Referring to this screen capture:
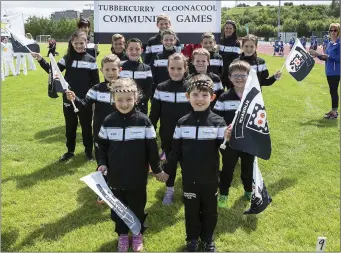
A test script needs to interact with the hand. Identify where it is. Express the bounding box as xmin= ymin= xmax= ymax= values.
xmin=309 ymin=49 xmax=318 ymax=57
xmin=224 ymin=124 xmax=232 ymax=141
xmin=274 ymin=70 xmax=282 ymax=80
xmin=31 ymin=52 xmax=42 ymax=61
xmin=65 ymin=90 xmax=76 ymax=101
xmin=155 ymin=171 xmax=169 ymax=182
xmin=97 ymin=165 xmax=108 ymax=175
